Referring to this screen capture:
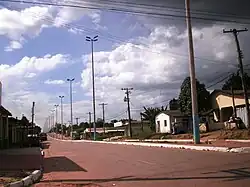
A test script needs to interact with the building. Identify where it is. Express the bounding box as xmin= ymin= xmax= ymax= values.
xmin=155 ymin=110 xmax=189 ymax=133
xmin=0 ymin=106 xmax=12 ymax=149
xmin=210 ymin=89 xmax=250 ymax=128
